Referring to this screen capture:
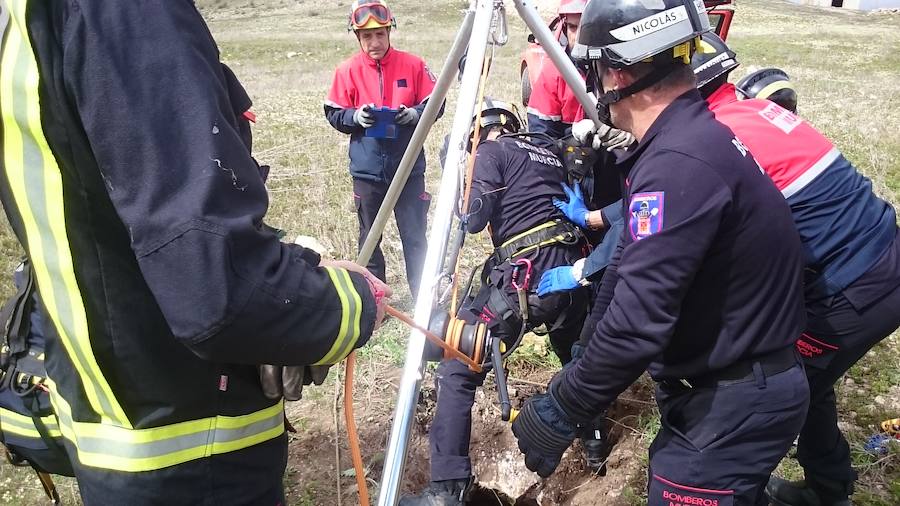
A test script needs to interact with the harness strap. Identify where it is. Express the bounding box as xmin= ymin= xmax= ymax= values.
xmin=490 ymin=220 xmax=583 ymax=267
